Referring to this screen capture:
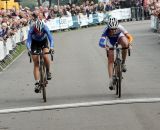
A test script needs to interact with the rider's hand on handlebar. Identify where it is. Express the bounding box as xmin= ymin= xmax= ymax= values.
xmin=50 ymin=48 xmax=54 ymax=54
xmin=129 ymin=44 xmax=133 ymax=50
xmin=125 ymin=33 xmax=133 ymax=43
xmin=27 ymin=48 xmax=31 ymax=56
xmin=105 ymin=45 xmax=110 ymax=50
xmin=28 ymin=51 xmax=31 ymax=57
